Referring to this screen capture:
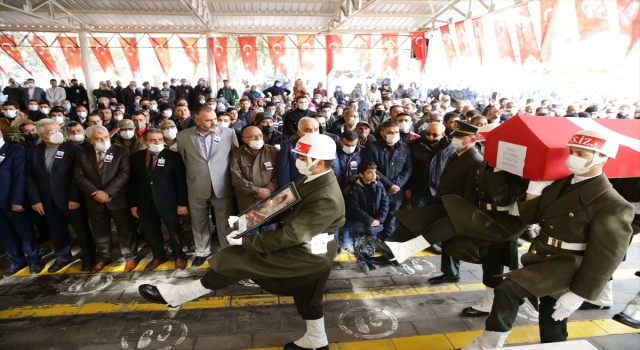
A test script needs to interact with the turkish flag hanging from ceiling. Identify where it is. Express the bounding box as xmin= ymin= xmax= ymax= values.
xmin=148 ymin=37 xmax=172 ymax=75
xmin=325 ymin=34 xmax=342 ymax=76
xmin=454 ymin=22 xmax=473 ymax=60
xmin=353 ymin=34 xmax=371 ymax=75
xmin=471 ymin=18 xmax=485 ymax=65
xmin=297 ymin=35 xmax=315 ymax=72
xmin=539 ymin=0 xmax=559 ymax=61
xmin=575 ymin=0 xmax=610 ymax=41
xmin=88 ymin=37 xmax=119 ymax=75
xmin=439 ymin=25 xmax=457 ymax=67
xmin=208 ymin=37 xmax=229 ymax=80
xmin=25 ymin=34 xmax=60 ymax=76
xmin=491 ymin=13 xmax=517 ymax=64
xmin=617 ymin=0 xmax=640 ymax=57
xmin=118 ymin=37 xmax=141 ymax=78
xmin=409 ymin=31 xmax=428 ymax=72
xmin=0 ymin=34 xmax=32 ymax=75
xmin=237 ymin=36 xmax=258 ymax=76
xmin=57 ymin=35 xmax=82 ymax=78
xmin=512 ymin=4 xmax=541 ymax=64
xmin=179 ymin=37 xmax=200 ymax=76
xmin=267 ymin=36 xmax=287 ymax=76
xmin=381 ymin=33 xmax=399 ymax=75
